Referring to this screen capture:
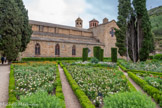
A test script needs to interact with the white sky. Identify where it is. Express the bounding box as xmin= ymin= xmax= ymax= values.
xmin=23 ymin=0 xmax=162 ymax=29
